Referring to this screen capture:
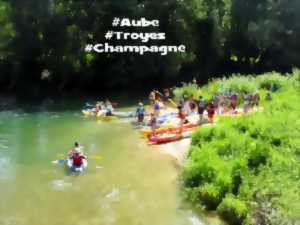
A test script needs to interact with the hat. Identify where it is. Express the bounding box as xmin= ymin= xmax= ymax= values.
xmin=139 ymin=102 xmax=143 ymax=106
